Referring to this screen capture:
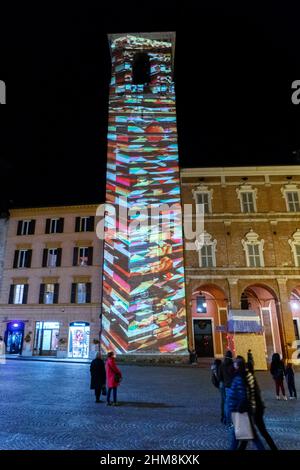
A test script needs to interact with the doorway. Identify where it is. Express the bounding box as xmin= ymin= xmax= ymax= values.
xmin=5 ymin=322 xmax=25 ymax=354
xmin=34 ymin=321 xmax=59 ymax=356
xmin=68 ymin=322 xmax=90 ymax=358
xmin=193 ymin=319 xmax=214 ymax=357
